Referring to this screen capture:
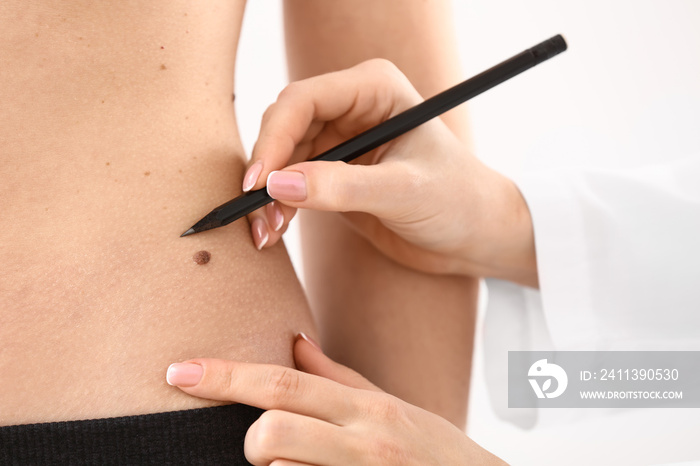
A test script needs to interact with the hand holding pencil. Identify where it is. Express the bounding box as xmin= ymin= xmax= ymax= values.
xmin=243 ymin=58 xmax=541 ymax=286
